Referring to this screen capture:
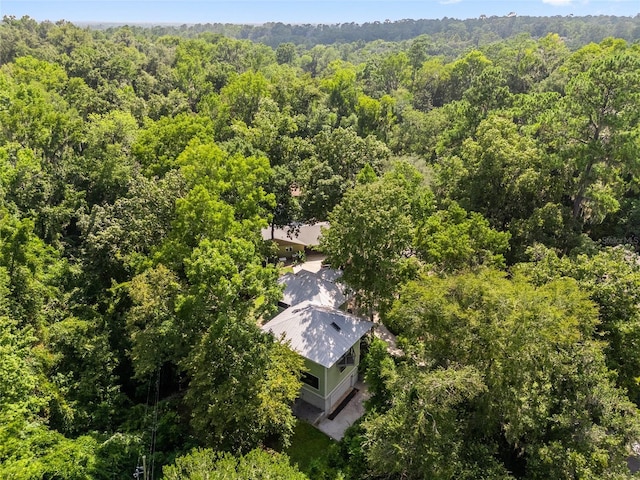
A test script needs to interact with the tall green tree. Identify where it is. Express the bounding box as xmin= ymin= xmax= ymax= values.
xmin=321 ymin=61 xmax=359 ymax=119
xmin=299 ymin=126 xmax=390 ymax=221
xmin=132 ymin=113 xmax=214 ymax=178
xmin=126 ymin=139 xmax=300 ymax=452
xmin=162 ymin=448 xmax=308 ymax=480
xmin=186 ymin=319 xmax=303 ymax=451
xmin=220 ymin=70 xmax=270 ymax=126
xmin=516 ymin=245 xmax=640 ymax=406
xmin=553 ymin=47 xmax=640 ymax=224
xmin=80 ymin=110 xmax=139 ymax=205
xmin=321 ymin=162 xmax=429 ymax=314
xmin=374 ymin=269 xmax=640 ymax=480
xmin=414 ymin=200 xmax=510 ymax=273
xmin=275 ymin=42 xmax=296 ymax=65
